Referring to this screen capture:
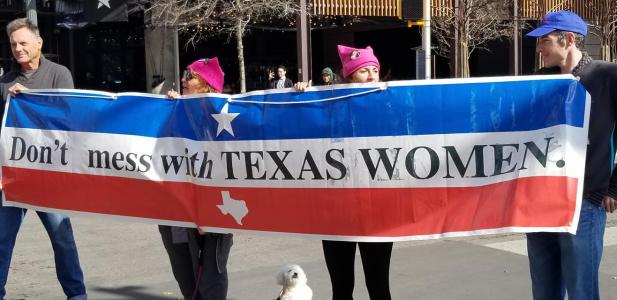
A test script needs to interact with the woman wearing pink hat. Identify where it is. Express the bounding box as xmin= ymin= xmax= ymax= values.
xmin=160 ymin=57 xmax=232 ymax=300
xmin=167 ymin=57 xmax=225 ymax=96
xmin=296 ymin=45 xmax=392 ymax=300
